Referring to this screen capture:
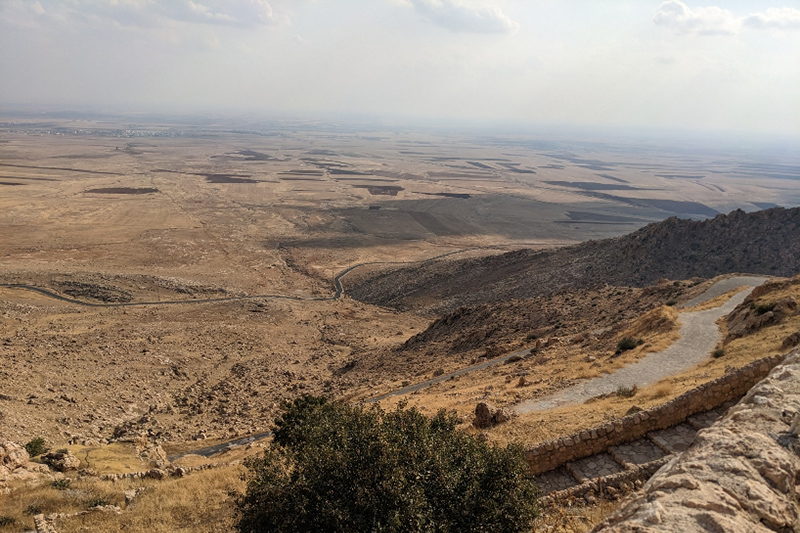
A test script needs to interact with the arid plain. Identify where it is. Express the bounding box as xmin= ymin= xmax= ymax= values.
xmin=2 ymin=113 xmax=799 ymax=453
